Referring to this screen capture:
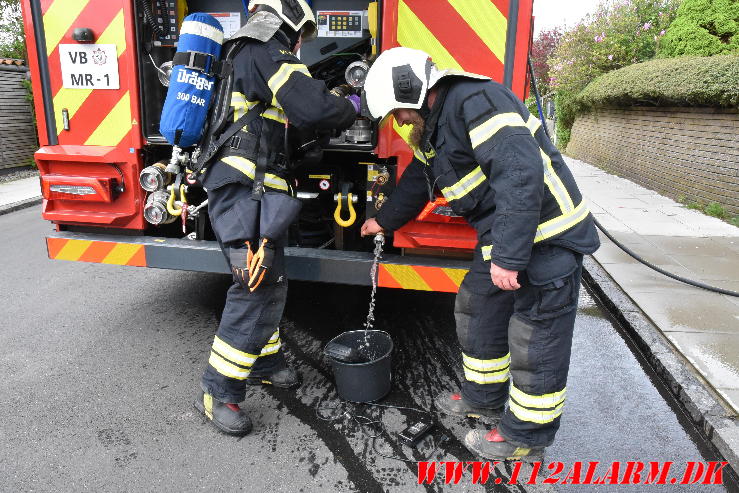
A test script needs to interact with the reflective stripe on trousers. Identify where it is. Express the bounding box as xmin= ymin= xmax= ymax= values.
xmin=456 ymin=246 xmax=582 ymax=447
